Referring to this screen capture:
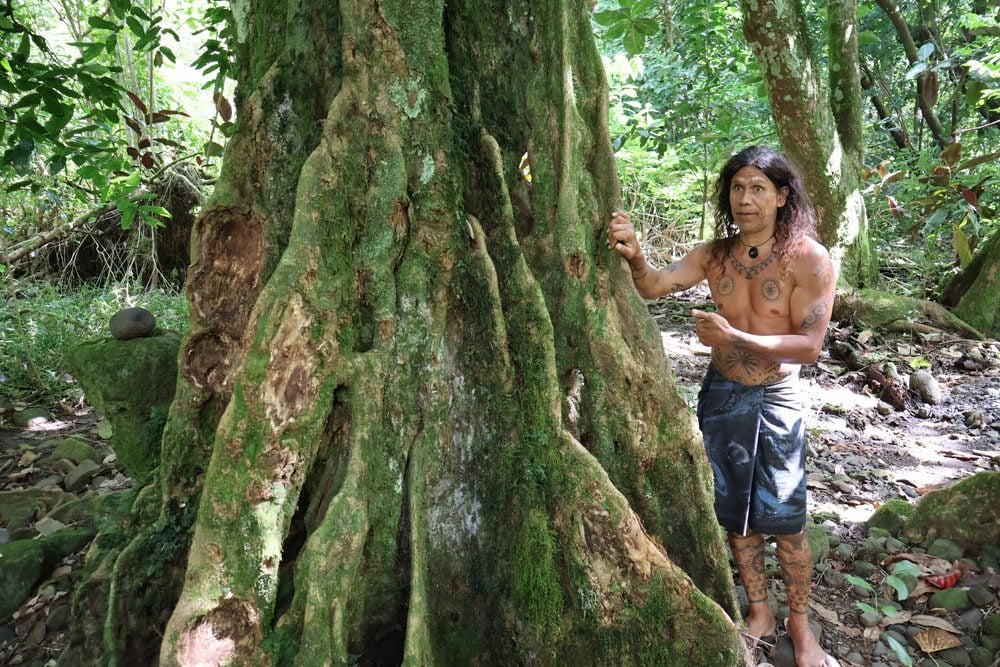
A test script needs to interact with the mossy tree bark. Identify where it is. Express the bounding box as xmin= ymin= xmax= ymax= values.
xmin=739 ymin=0 xmax=877 ymax=287
xmin=64 ymin=1 xmax=747 ymax=665
xmin=940 ymin=228 xmax=1000 ymax=338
